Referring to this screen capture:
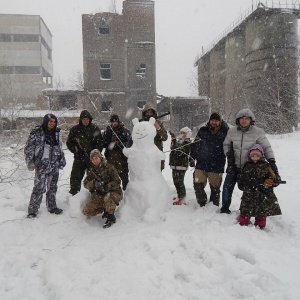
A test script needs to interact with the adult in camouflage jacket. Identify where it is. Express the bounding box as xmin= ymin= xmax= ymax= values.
xmin=66 ymin=110 xmax=103 ymax=195
xmin=190 ymin=113 xmax=229 ymax=207
xmin=169 ymin=127 xmax=193 ymax=205
xmin=237 ymin=144 xmax=281 ymax=229
xmin=103 ymin=114 xmax=132 ymax=190
xmin=83 ymin=149 xmax=123 ymax=228
xmin=141 ymin=103 xmax=168 ymax=170
xmin=24 ymin=114 xmax=66 ymax=218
